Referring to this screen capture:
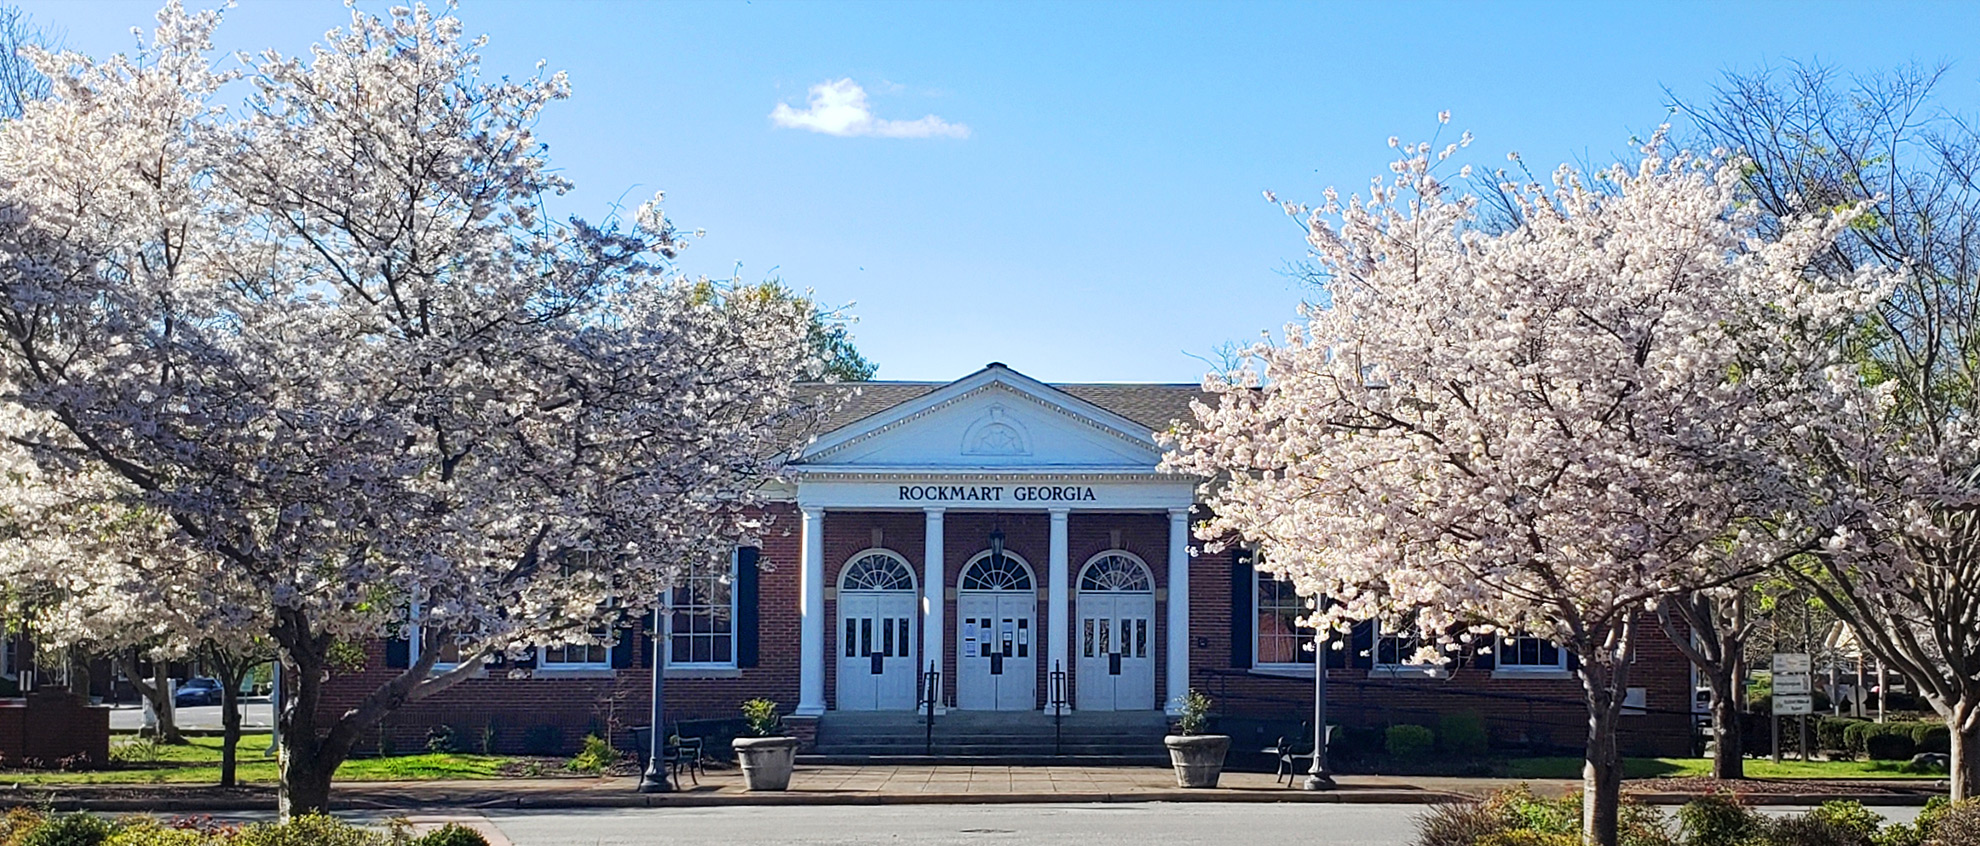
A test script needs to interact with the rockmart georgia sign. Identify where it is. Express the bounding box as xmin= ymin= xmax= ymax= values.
xmin=898 ymin=484 xmax=1096 ymax=503
xmin=792 ymin=478 xmax=1197 ymax=510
